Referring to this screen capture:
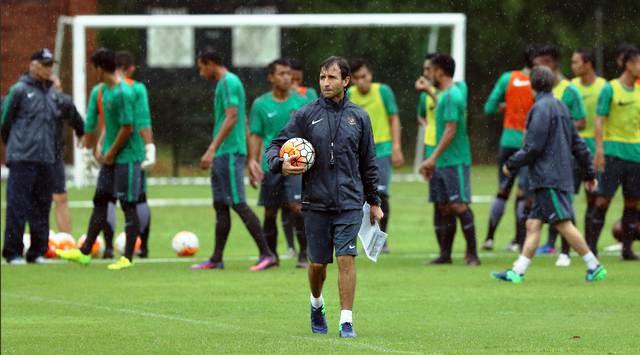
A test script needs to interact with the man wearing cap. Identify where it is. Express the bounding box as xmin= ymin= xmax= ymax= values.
xmin=1 ymin=48 xmax=60 ymax=264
